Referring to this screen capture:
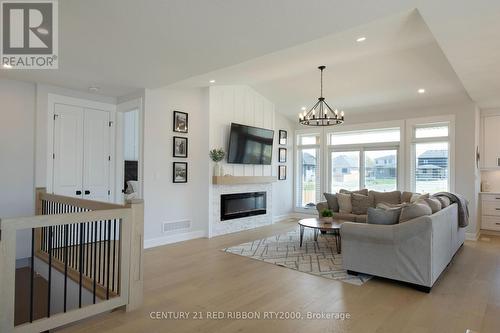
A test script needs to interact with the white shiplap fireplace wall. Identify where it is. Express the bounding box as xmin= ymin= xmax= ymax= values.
xmin=208 ymin=85 xmax=276 ymax=237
